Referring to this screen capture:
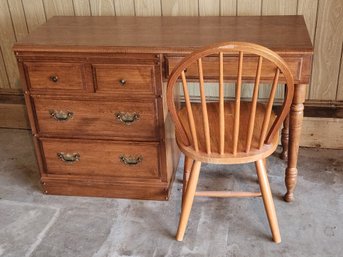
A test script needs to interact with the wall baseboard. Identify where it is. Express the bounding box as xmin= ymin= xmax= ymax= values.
xmin=300 ymin=117 xmax=343 ymax=149
xmin=0 ymin=102 xmax=29 ymax=129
